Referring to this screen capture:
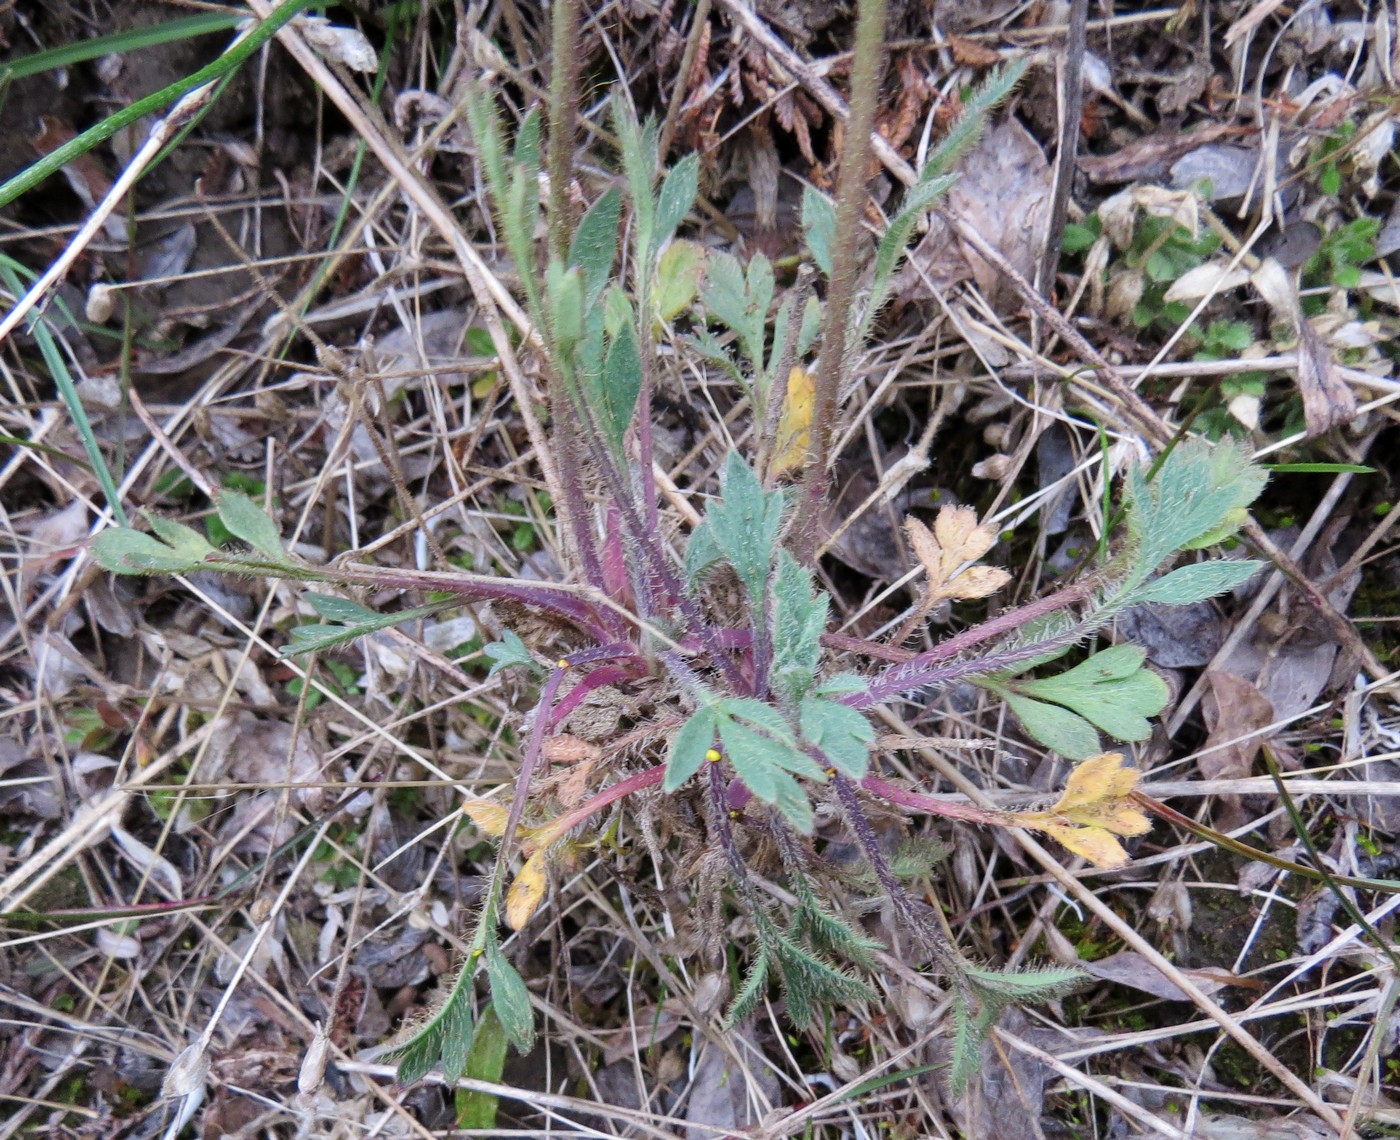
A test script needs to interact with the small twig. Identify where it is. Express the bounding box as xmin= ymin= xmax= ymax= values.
xmin=657 ymin=0 xmax=712 ymax=160
xmin=794 ymin=0 xmax=887 ymax=562
xmin=1037 ymin=0 xmax=1088 ymax=295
